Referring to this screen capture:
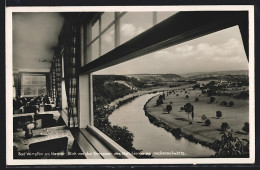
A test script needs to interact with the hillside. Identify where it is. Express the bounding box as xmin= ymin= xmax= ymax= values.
xmin=180 ymin=70 xmax=248 ymax=78
xmin=127 ymin=74 xmax=183 ymax=82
